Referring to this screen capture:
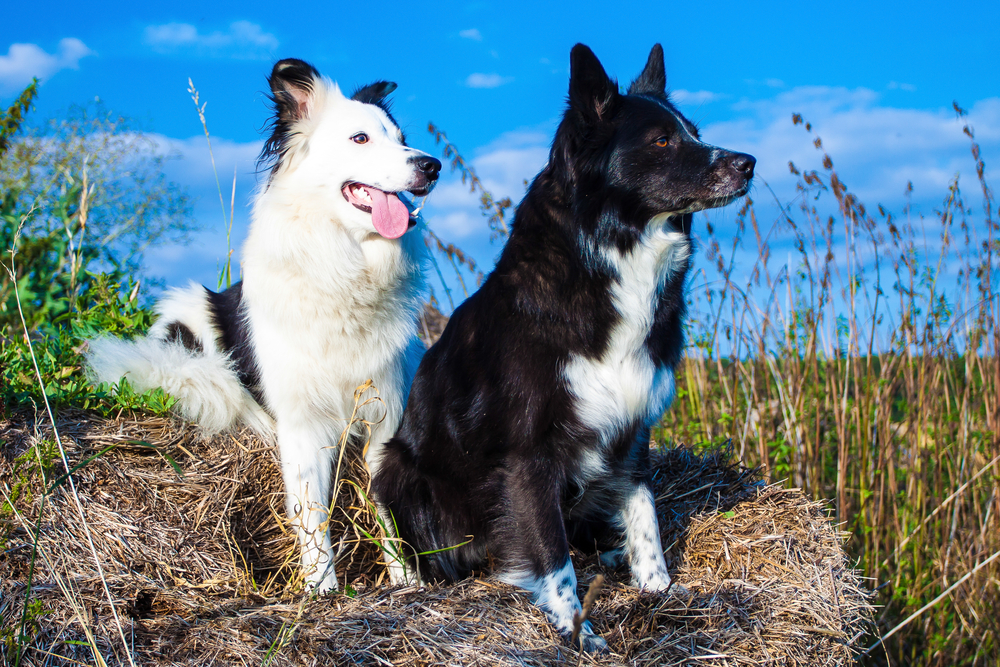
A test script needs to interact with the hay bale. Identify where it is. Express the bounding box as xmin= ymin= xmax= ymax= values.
xmin=1 ymin=413 xmax=872 ymax=665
